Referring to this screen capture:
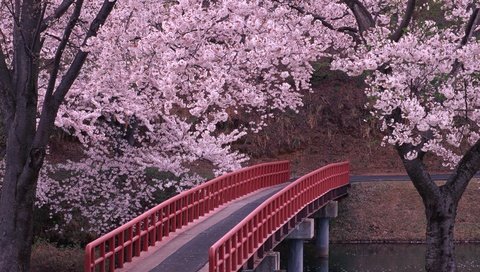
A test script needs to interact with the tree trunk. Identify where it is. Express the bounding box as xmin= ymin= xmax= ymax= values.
xmin=0 ymin=124 xmax=45 ymax=271
xmin=395 ymin=143 xmax=476 ymax=272
xmin=0 ymin=114 xmax=5 ymax=157
xmin=423 ymin=193 xmax=457 ymax=272
xmin=0 ymin=1 xmax=43 ymax=267
xmin=0 ymin=1 xmax=116 ymax=270
xmin=0 ymin=174 xmax=38 ymax=272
